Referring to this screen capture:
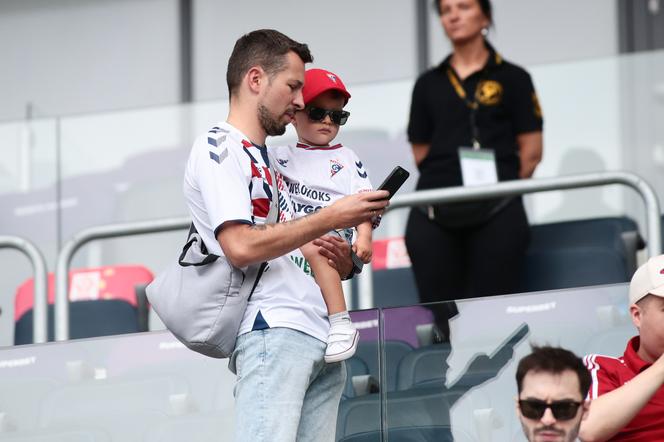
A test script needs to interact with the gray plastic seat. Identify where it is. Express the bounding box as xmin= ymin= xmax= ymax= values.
xmin=519 ymin=216 xmax=643 ymax=292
